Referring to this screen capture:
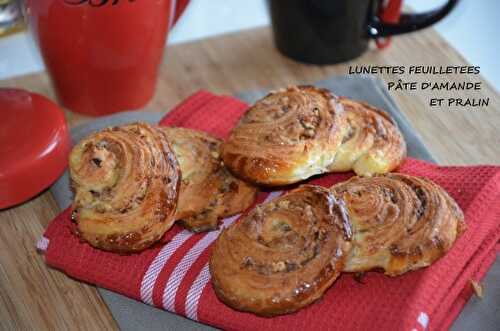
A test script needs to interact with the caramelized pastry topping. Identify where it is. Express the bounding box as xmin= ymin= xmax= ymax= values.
xmin=159 ymin=127 xmax=257 ymax=232
xmin=329 ymin=98 xmax=407 ymax=176
xmin=221 ymin=86 xmax=346 ymax=185
xmin=331 ymin=174 xmax=465 ymax=276
xmin=69 ymin=123 xmax=180 ymax=253
xmin=210 ymin=185 xmax=352 ymax=316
